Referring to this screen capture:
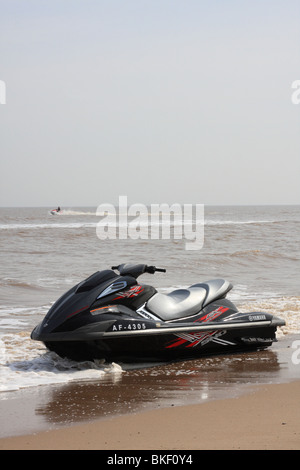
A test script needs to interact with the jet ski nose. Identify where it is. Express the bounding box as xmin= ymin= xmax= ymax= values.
xmin=31 ymin=322 xmax=43 ymax=340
